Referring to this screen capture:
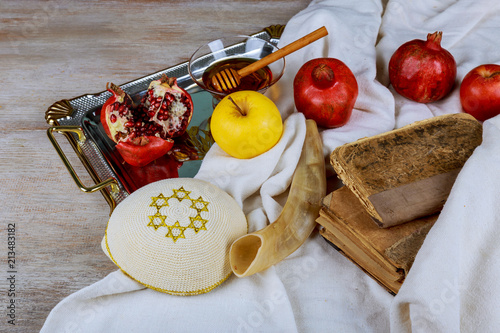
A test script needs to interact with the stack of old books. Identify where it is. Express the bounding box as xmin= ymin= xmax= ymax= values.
xmin=316 ymin=113 xmax=482 ymax=294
